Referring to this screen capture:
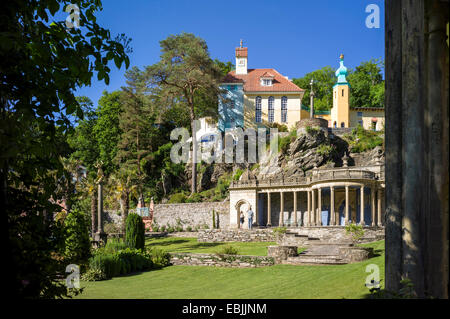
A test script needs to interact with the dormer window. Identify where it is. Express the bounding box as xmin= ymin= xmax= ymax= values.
xmin=260 ymin=71 xmax=274 ymax=87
